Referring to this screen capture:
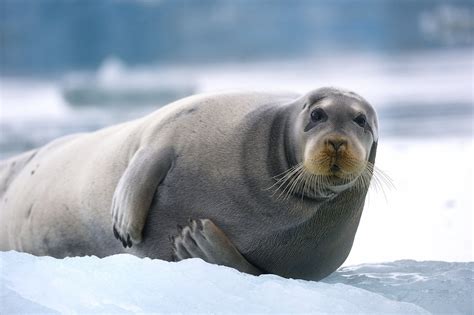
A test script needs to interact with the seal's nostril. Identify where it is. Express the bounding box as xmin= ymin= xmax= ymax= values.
xmin=330 ymin=164 xmax=340 ymax=172
xmin=328 ymin=139 xmax=347 ymax=151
